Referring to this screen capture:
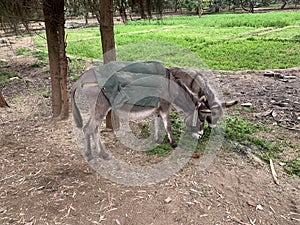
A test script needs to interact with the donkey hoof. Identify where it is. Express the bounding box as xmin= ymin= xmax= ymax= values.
xmin=171 ymin=142 xmax=178 ymax=148
xmin=99 ymin=151 xmax=111 ymax=160
xmin=86 ymin=154 xmax=93 ymax=162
